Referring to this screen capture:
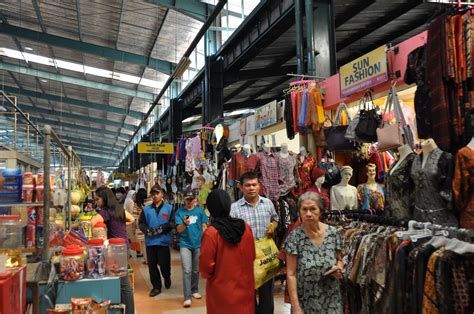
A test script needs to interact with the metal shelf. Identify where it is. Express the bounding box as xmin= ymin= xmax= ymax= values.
xmin=0 ymin=202 xmax=43 ymax=207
